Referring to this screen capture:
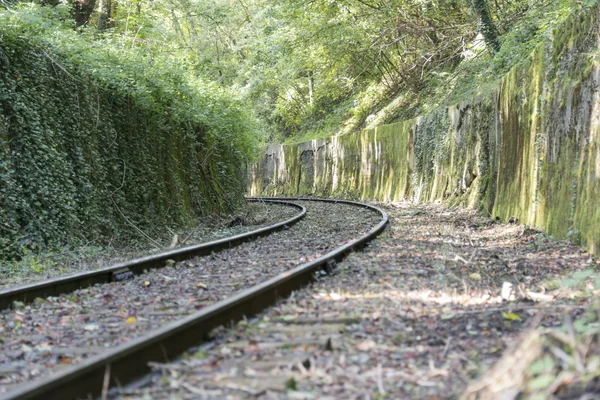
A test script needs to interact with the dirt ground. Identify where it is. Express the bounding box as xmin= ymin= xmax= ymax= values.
xmin=116 ymin=201 xmax=598 ymax=399
xmin=0 ymin=201 xmax=380 ymax=395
